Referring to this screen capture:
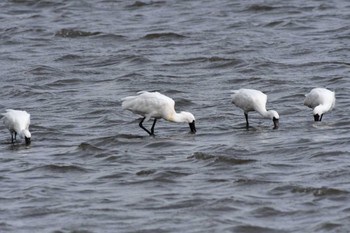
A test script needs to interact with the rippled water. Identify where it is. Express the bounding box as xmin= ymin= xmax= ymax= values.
xmin=1 ymin=0 xmax=350 ymax=232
